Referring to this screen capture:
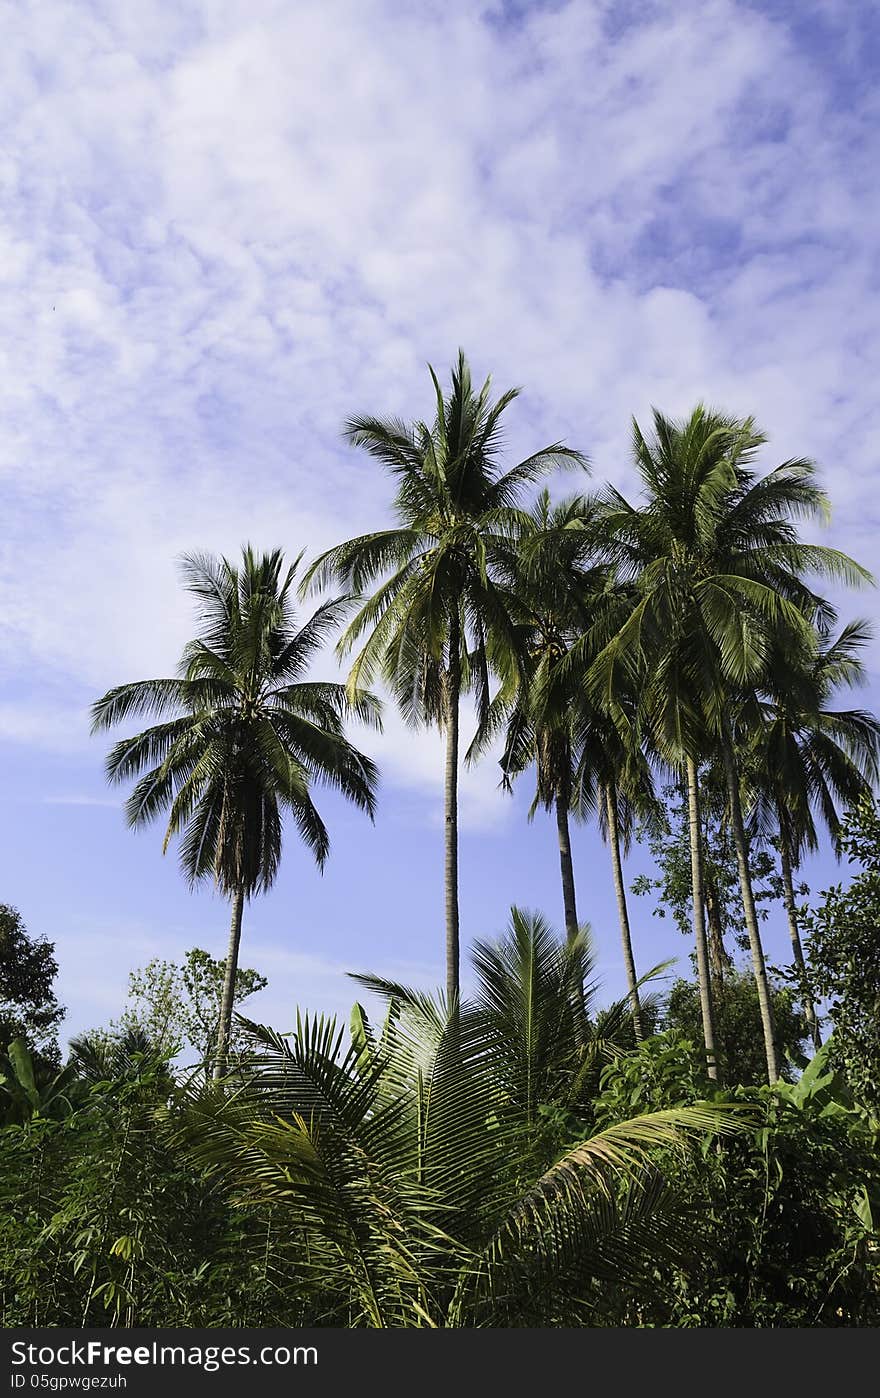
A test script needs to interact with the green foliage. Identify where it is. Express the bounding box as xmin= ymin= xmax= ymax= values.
xmin=171 ymin=950 xmax=738 ymax=1328
xmin=0 ymin=1042 xmax=308 ymax=1327
xmin=112 ymin=947 xmax=268 ymax=1074
xmin=748 ymin=619 xmax=880 ymax=863
xmin=631 ymin=780 xmax=789 ymax=956
xmin=1 ymin=912 xmax=732 ymax=1329
xmin=304 ymin=351 xmax=586 ymax=722
xmin=91 ymin=547 xmax=380 ymax=892
xmin=803 ymin=796 xmax=880 ymax=1114
xmin=0 ymin=1040 xmax=82 ymax=1126
xmin=663 ymin=970 xmax=809 ymax=1085
xmin=477 ymin=489 xmax=603 ymax=806
xmin=0 ymin=904 xmax=65 ymax=1069
xmin=589 ymin=405 xmax=869 ymax=757
xmin=2 ymin=914 xmax=877 ymax=1328
xmin=593 ymin=1034 xmax=880 ymax=1325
